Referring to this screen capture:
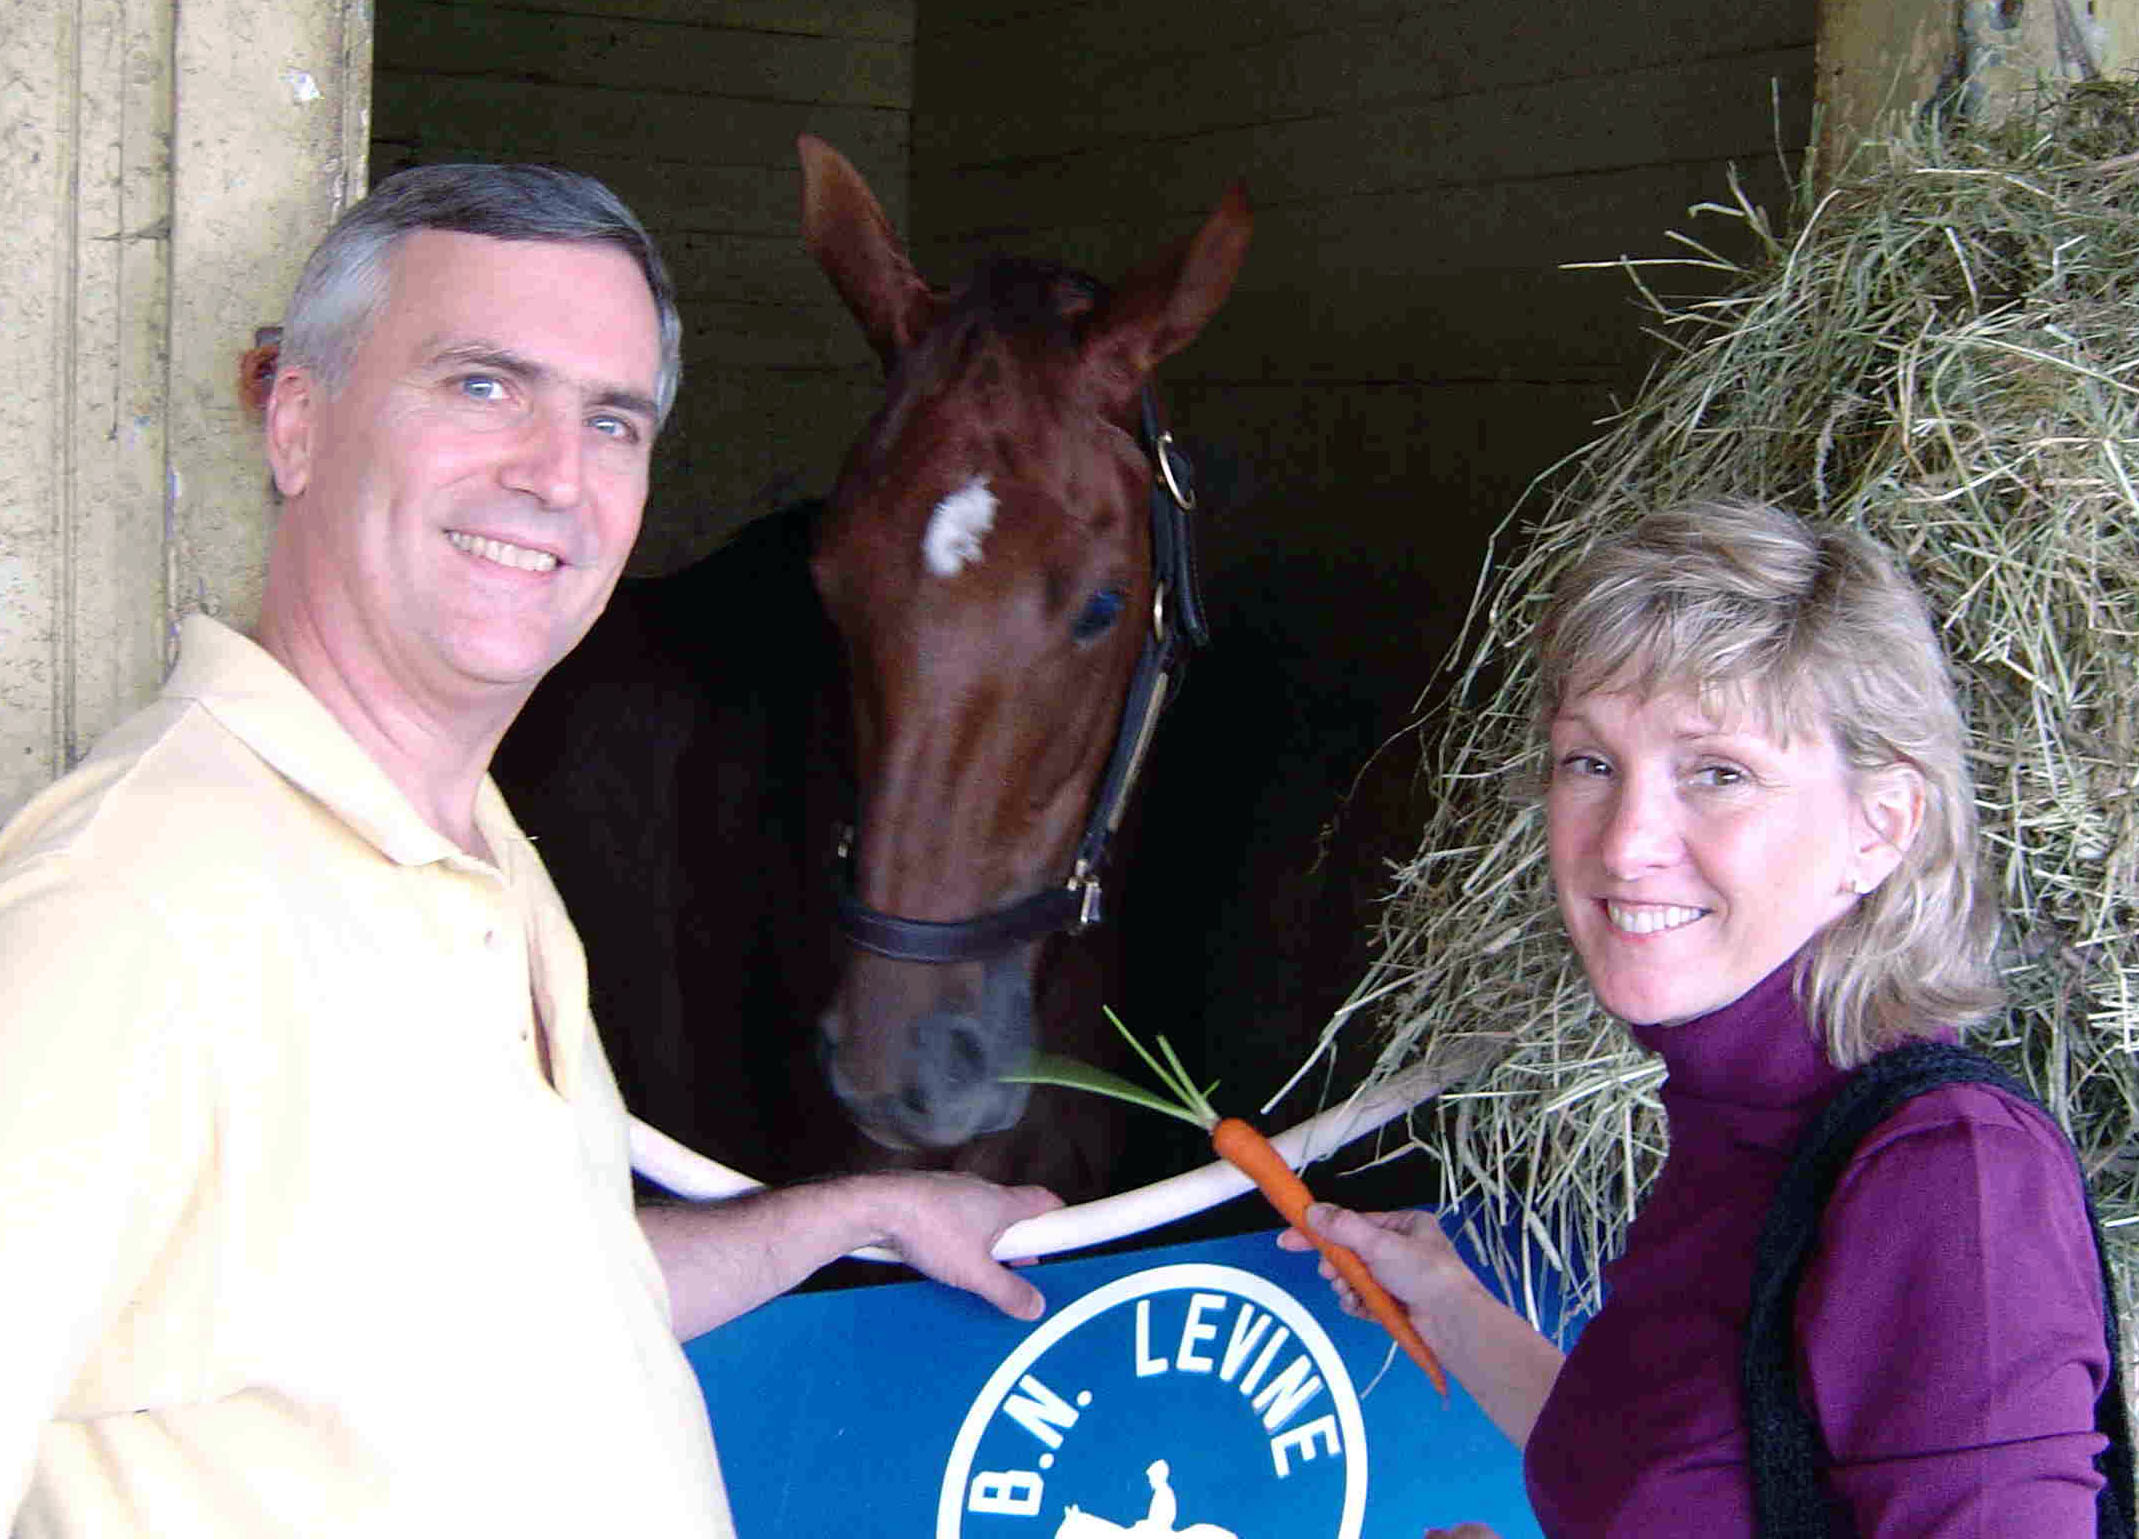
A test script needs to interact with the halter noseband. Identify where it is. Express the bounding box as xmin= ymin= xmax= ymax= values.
xmin=833 ymin=385 xmax=1209 ymax=965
